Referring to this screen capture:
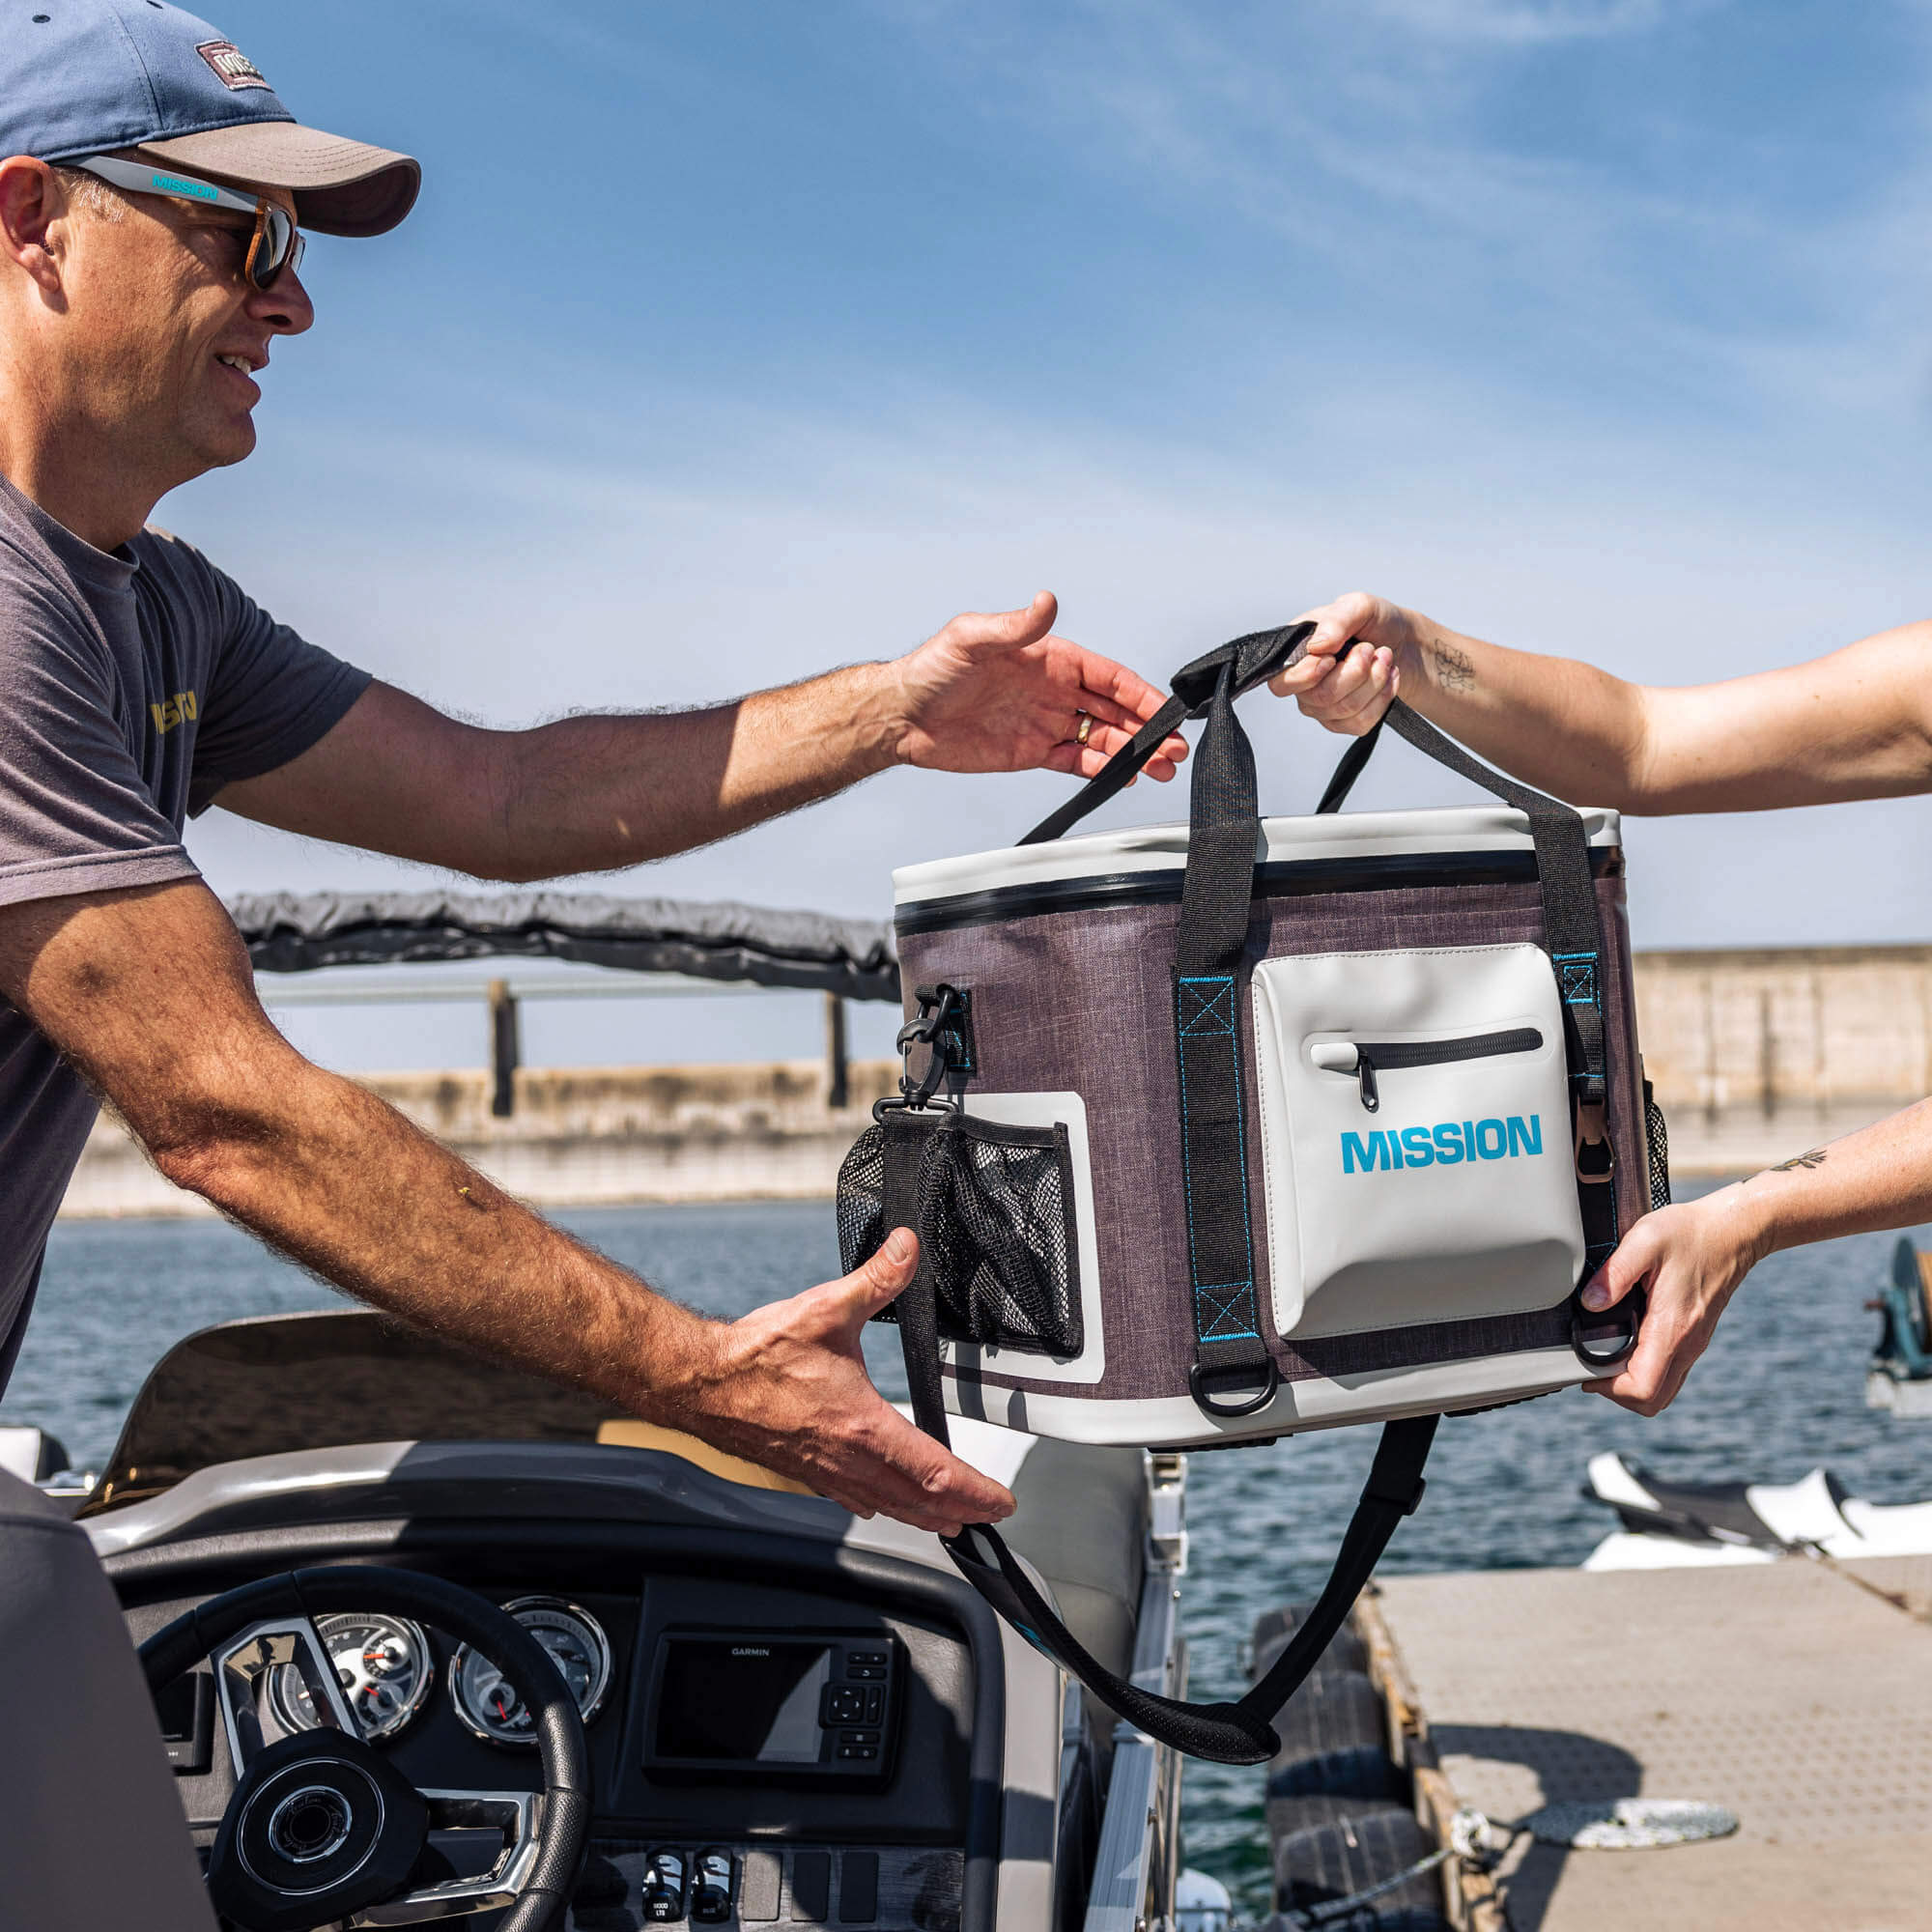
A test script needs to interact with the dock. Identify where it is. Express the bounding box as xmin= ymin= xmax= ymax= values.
xmin=1360 ymin=1554 xmax=1932 ymax=1930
